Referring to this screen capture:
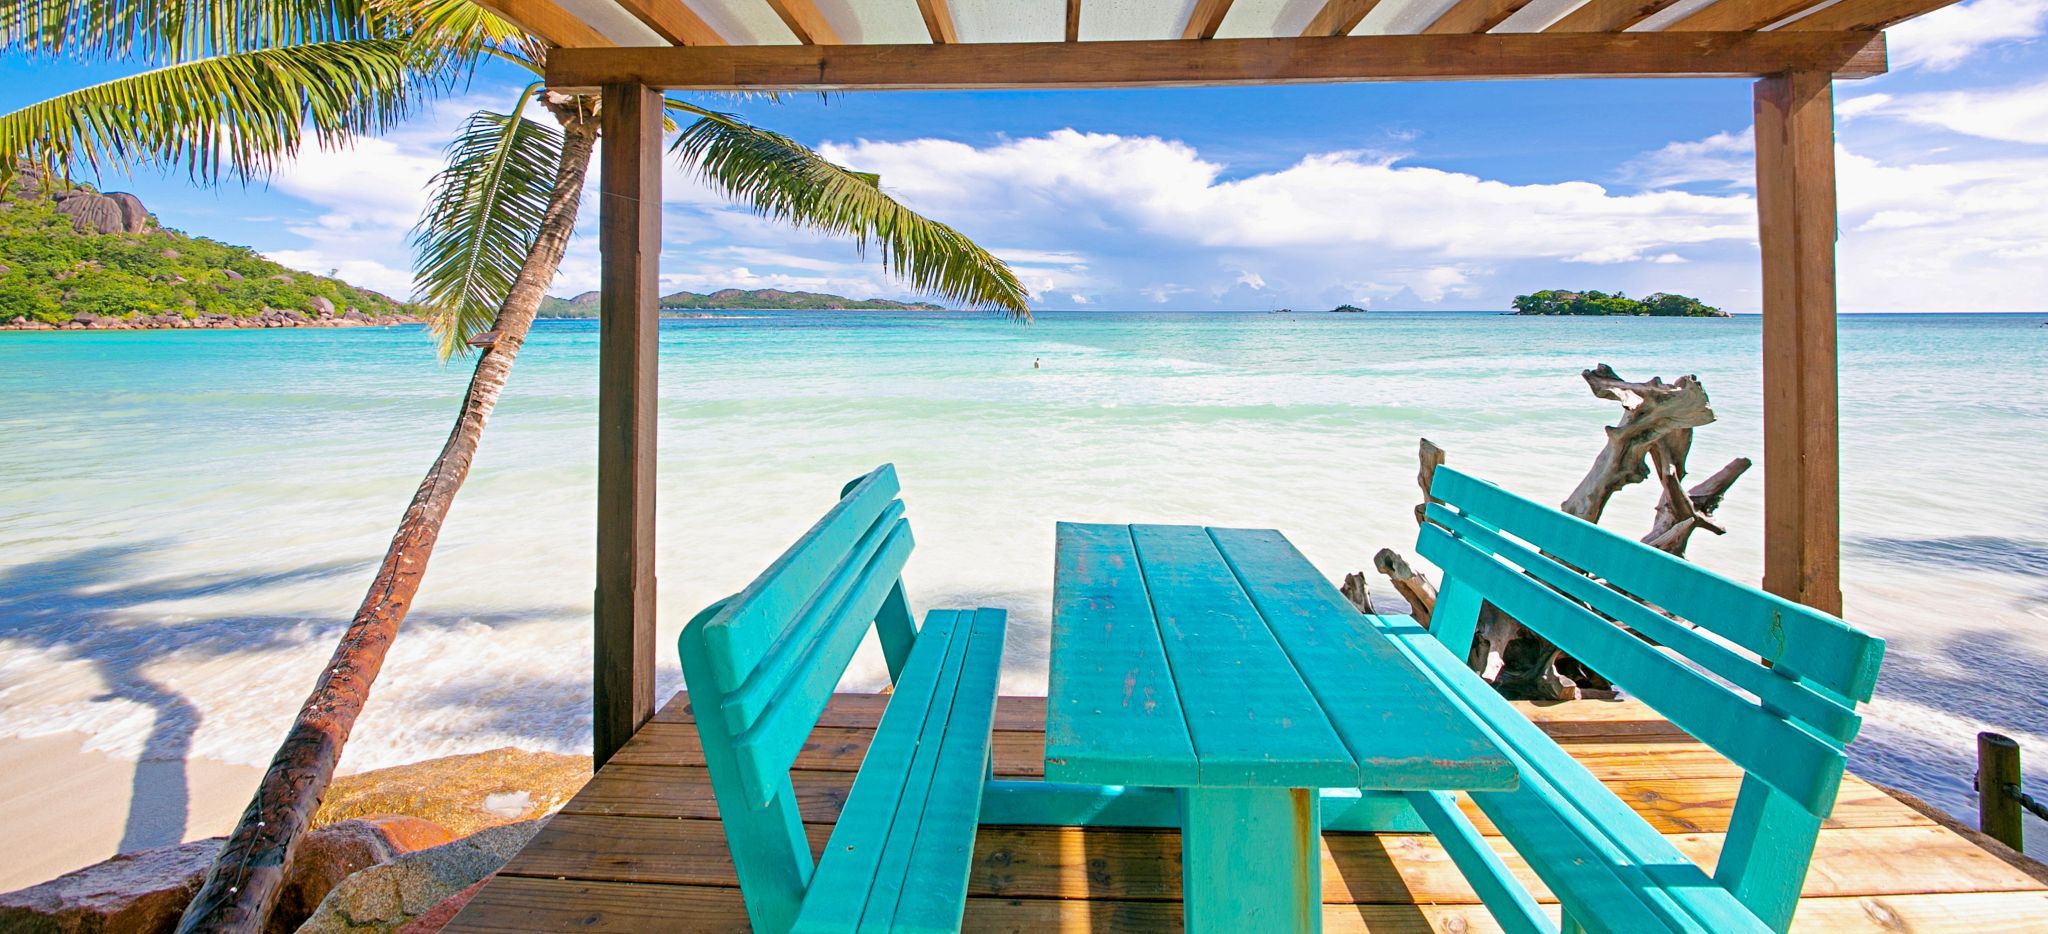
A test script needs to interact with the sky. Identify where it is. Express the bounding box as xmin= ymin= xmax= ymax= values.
xmin=5 ymin=0 xmax=2048 ymax=313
